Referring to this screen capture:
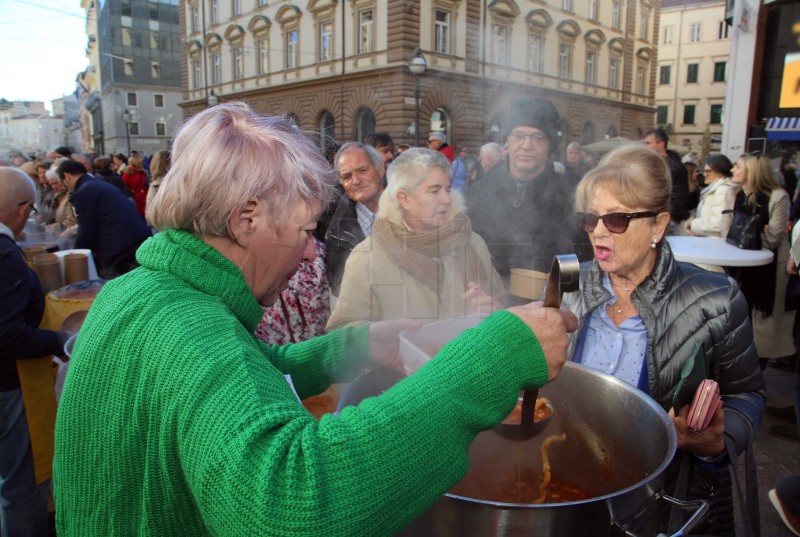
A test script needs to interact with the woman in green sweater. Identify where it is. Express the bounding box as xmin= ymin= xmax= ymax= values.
xmin=53 ymin=102 xmax=577 ymax=536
